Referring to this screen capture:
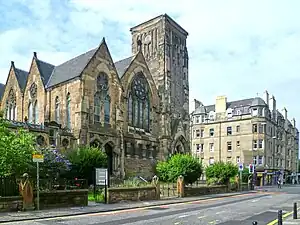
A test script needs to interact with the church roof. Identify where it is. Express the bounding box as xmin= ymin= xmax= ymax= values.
xmin=114 ymin=56 xmax=133 ymax=78
xmin=35 ymin=59 xmax=55 ymax=86
xmin=46 ymin=48 xmax=97 ymax=88
xmin=14 ymin=67 xmax=28 ymax=91
xmin=0 ymin=83 xmax=5 ymax=101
